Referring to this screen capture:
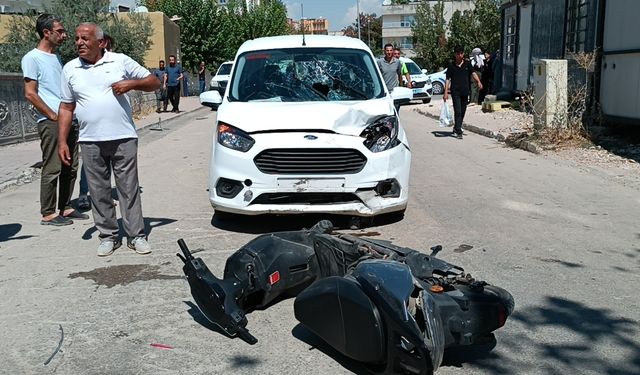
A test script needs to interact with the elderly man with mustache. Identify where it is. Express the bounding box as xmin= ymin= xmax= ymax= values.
xmin=57 ymin=23 xmax=160 ymax=257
